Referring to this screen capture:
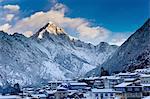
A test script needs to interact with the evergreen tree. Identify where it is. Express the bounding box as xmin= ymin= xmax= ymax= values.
xmin=100 ymin=67 xmax=109 ymax=76
xmin=14 ymin=83 xmax=21 ymax=93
